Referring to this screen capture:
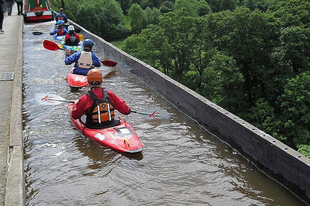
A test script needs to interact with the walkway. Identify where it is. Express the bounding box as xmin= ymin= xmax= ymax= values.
xmin=0 ymin=6 xmax=24 ymax=206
